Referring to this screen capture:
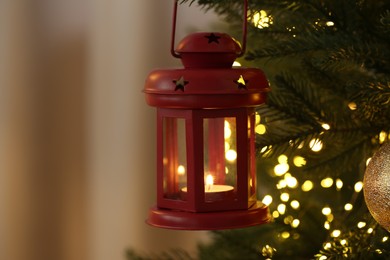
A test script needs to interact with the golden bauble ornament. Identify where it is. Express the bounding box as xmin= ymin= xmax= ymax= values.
xmin=363 ymin=142 xmax=390 ymax=232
